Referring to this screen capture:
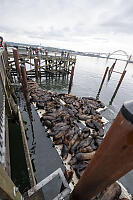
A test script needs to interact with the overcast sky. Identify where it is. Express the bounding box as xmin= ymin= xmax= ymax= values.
xmin=0 ymin=0 xmax=133 ymax=53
